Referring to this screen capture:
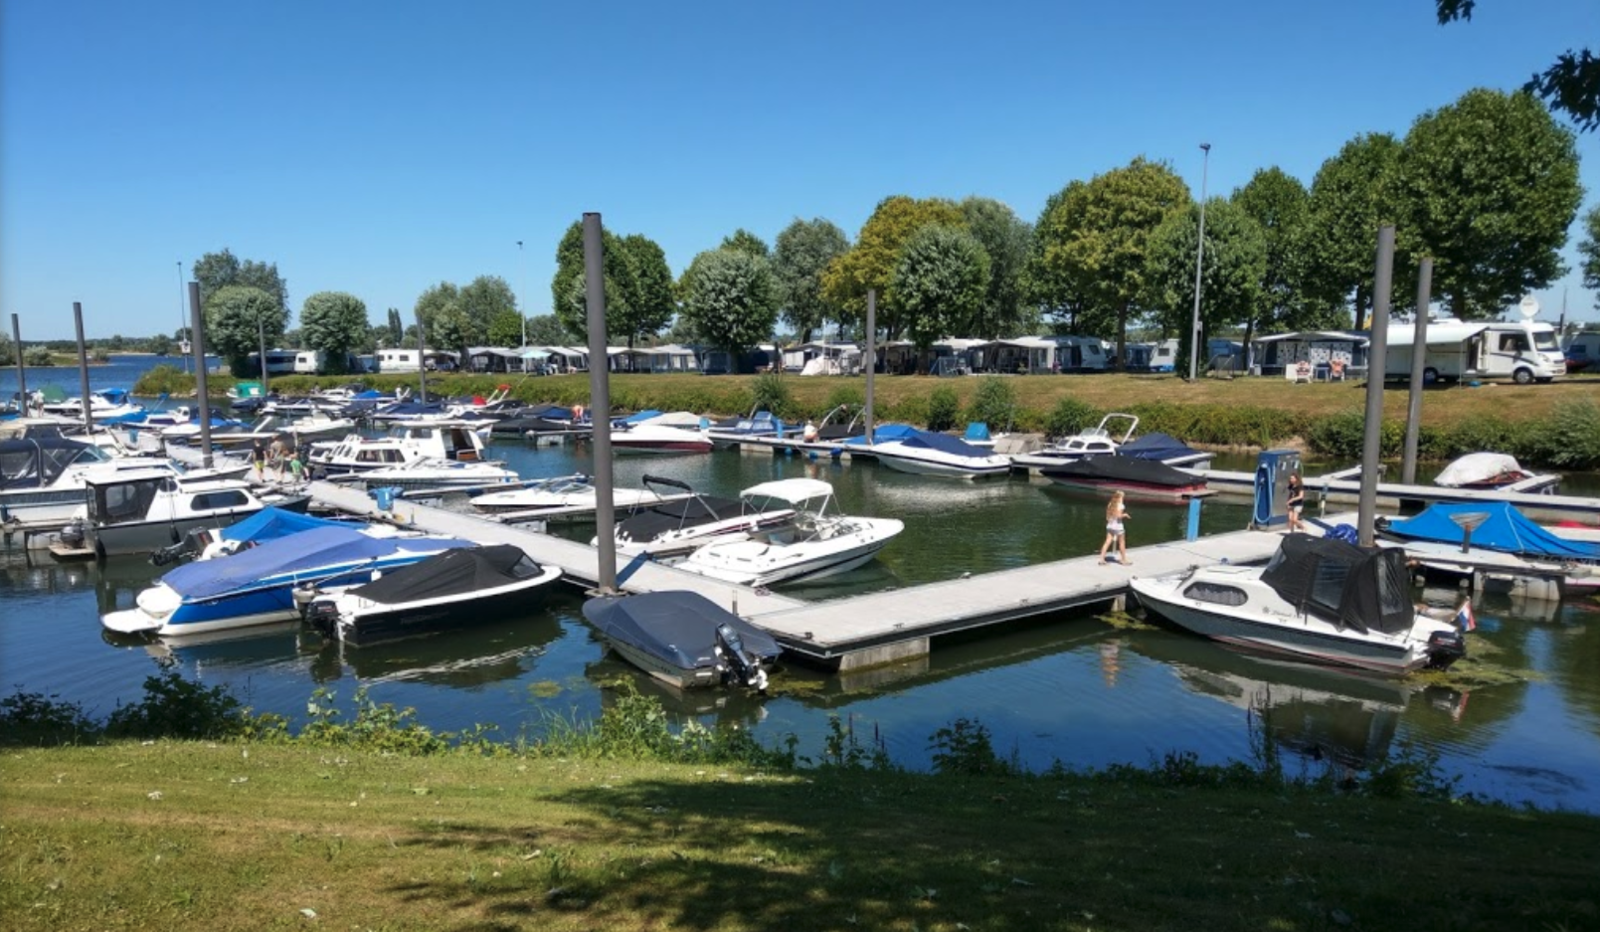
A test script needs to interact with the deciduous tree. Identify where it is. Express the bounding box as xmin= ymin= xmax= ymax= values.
xmin=681 ymin=249 xmax=779 ymax=359
xmin=300 ymin=291 xmax=370 ymax=374
xmin=616 ymin=235 xmax=675 ymax=346
xmin=192 ymin=249 xmax=288 ymax=312
xmin=457 ymin=276 xmax=517 ymax=345
xmin=959 ymin=197 xmax=1035 ymax=338
xmin=1438 ymin=1 xmax=1598 ymax=132
xmin=1578 ymin=203 xmax=1600 ymax=310
xmin=892 ymin=225 xmax=992 ymax=355
xmin=1233 ymin=167 xmax=1313 ymax=333
xmin=551 ymin=221 xmax=637 ymax=341
xmin=772 ymin=218 xmax=850 ymax=343
xmin=413 ymin=283 xmax=460 ymax=336
xmin=1143 ymin=198 xmax=1267 ymax=371
xmin=1300 ymin=133 xmax=1403 ymax=329
xmin=204 ymin=285 xmax=285 ymax=375
xmin=822 ymin=195 xmax=966 ymax=339
xmin=1395 ymin=88 xmax=1582 ymax=318
xmin=525 ymin=314 xmax=569 ymax=346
